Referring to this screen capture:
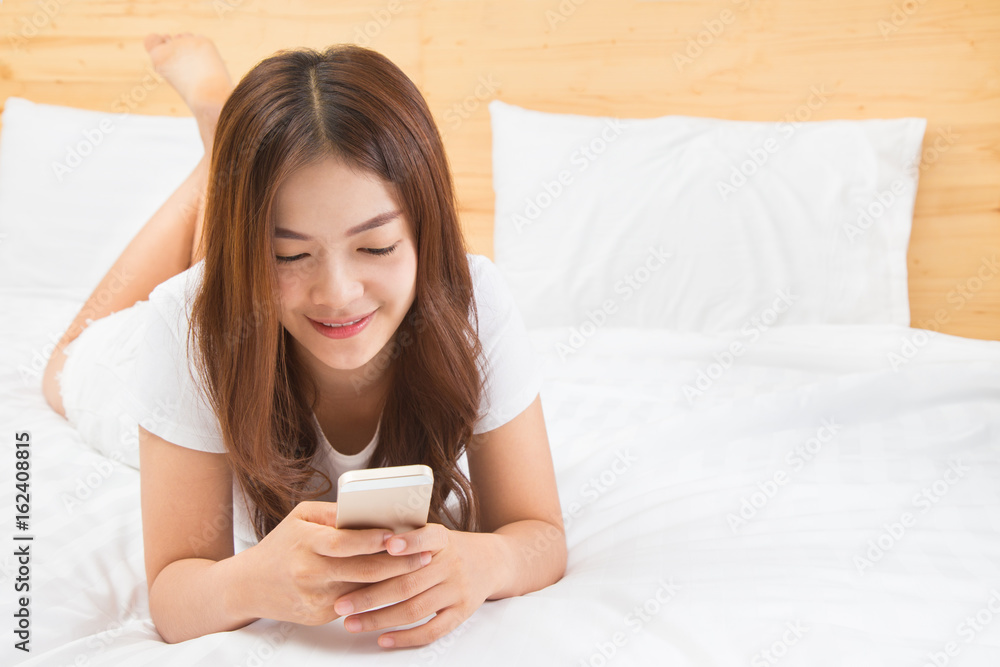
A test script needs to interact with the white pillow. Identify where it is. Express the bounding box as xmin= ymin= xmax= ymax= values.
xmin=489 ymin=99 xmax=927 ymax=334
xmin=0 ymin=97 xmax=203 ymax=298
